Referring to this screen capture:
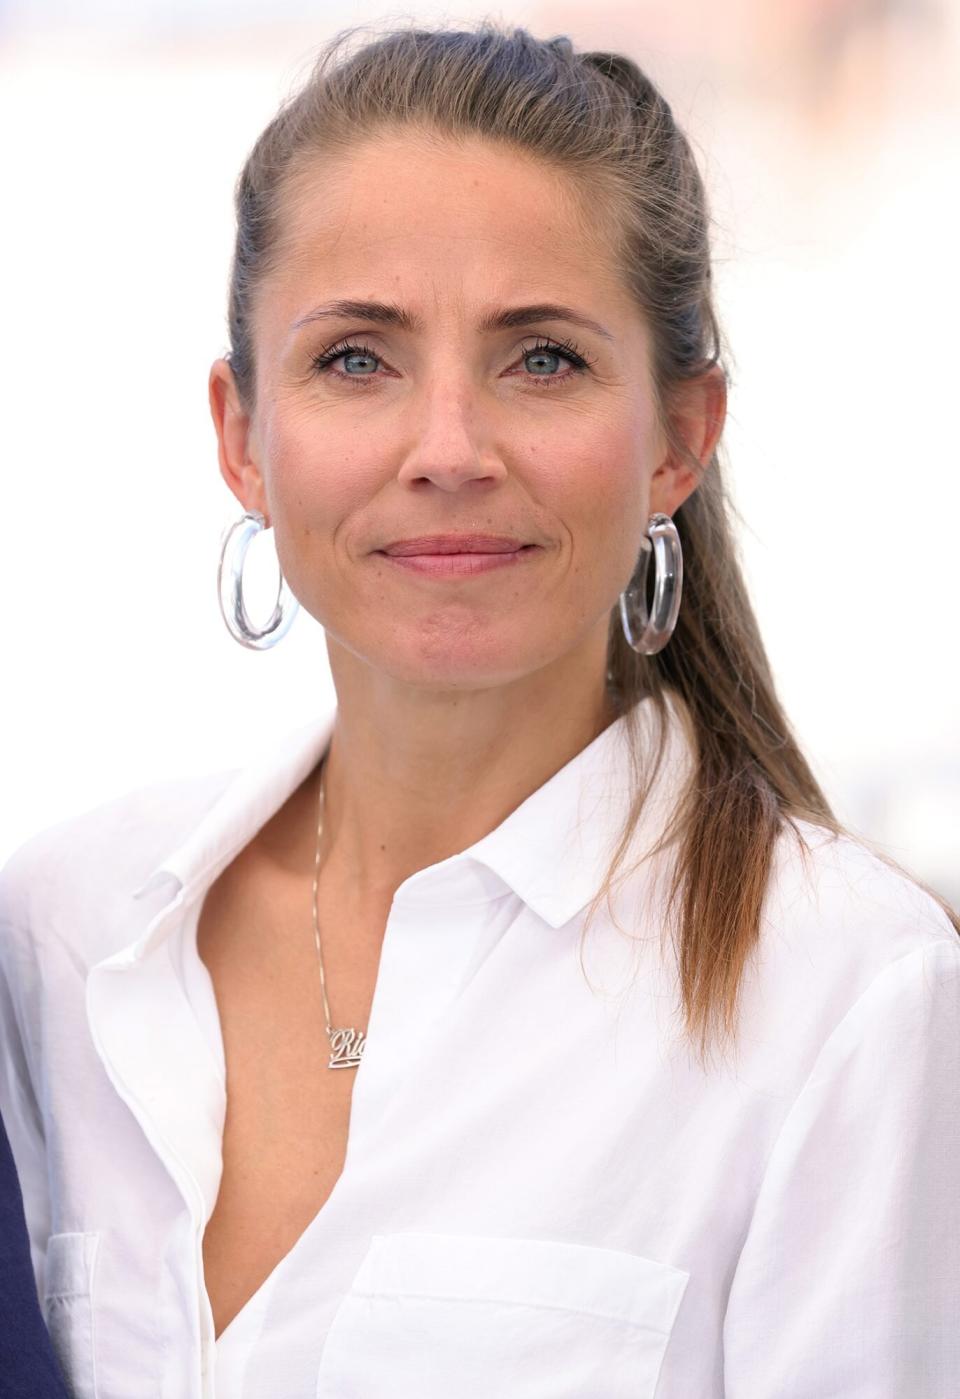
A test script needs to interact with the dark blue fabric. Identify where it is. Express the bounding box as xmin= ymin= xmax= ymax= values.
xmin=0 ymin=1109 xmax=70 ymax=1398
